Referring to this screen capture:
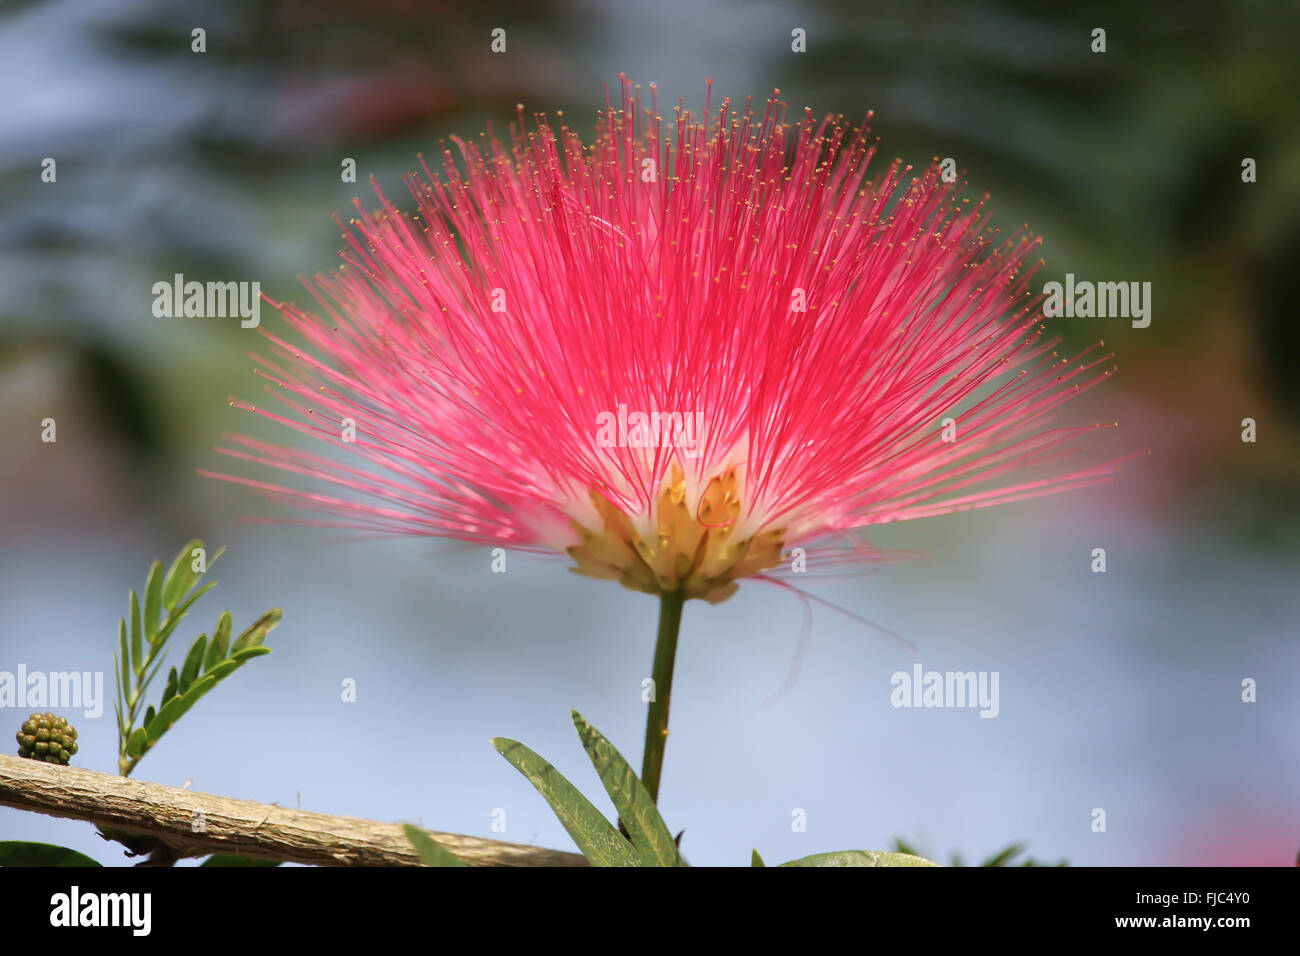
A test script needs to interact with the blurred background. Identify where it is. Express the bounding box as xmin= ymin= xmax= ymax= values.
xmin=1 ymin=0 xmax=1297 ymax=866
